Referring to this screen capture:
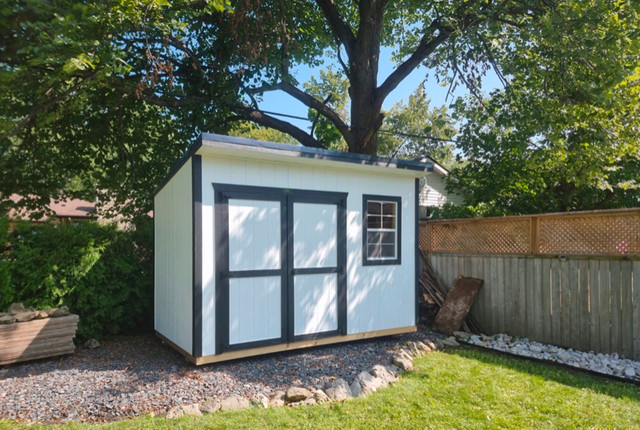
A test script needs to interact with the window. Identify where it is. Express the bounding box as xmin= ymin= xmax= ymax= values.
xmin=362 ymin=195 xmax=401 ymax=265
